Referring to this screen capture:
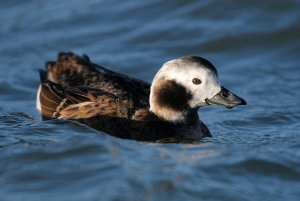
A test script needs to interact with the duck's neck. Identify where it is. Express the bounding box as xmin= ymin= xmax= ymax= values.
xmin=150 ymin=105 xmax=188 ymax=122
xmin=150 ymin=104 xmax=199 ymax=124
